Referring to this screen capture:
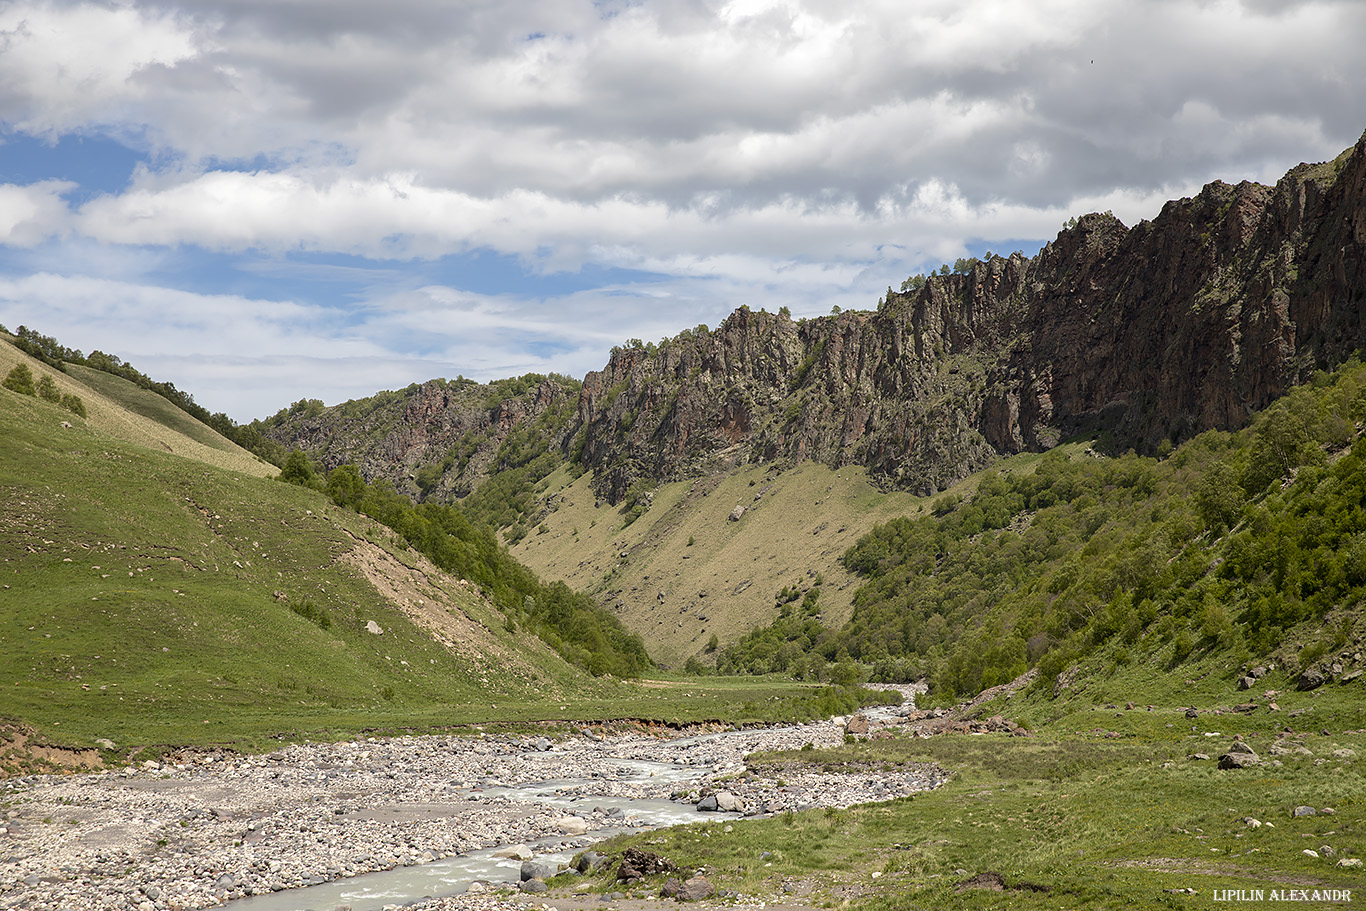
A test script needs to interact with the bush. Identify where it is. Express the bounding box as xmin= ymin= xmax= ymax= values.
xmin=59 ymin=393 xmax=86 ymax=417
xmin=3 ymin=364 xmax=36 ymax=396
xmin=36 ymin=373 xmax=60 ymax=403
